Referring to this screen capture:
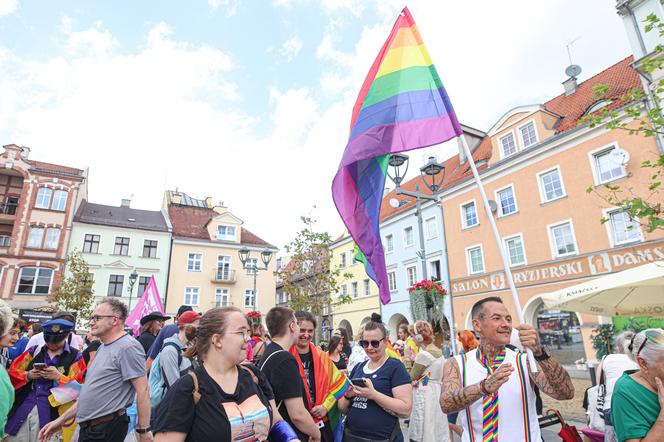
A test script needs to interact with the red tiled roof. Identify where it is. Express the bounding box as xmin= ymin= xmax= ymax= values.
xmin=167 ymin=205 xmax=275 ymax=248
xmin=26 ymin=160 xmax=84 ymax=176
